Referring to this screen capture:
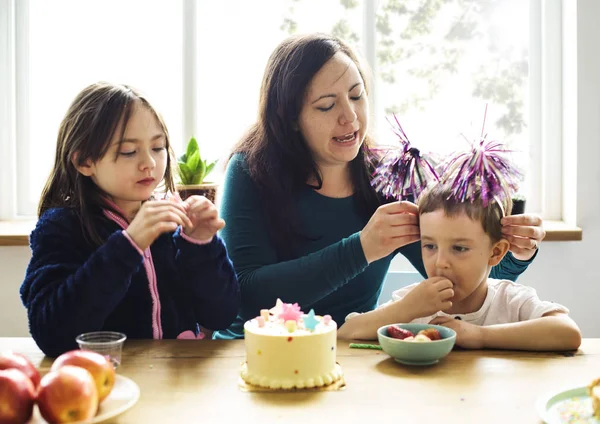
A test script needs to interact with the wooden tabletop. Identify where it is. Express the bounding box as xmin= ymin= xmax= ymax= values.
xmin=2 ymin=338 xmax=599 ymax=423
